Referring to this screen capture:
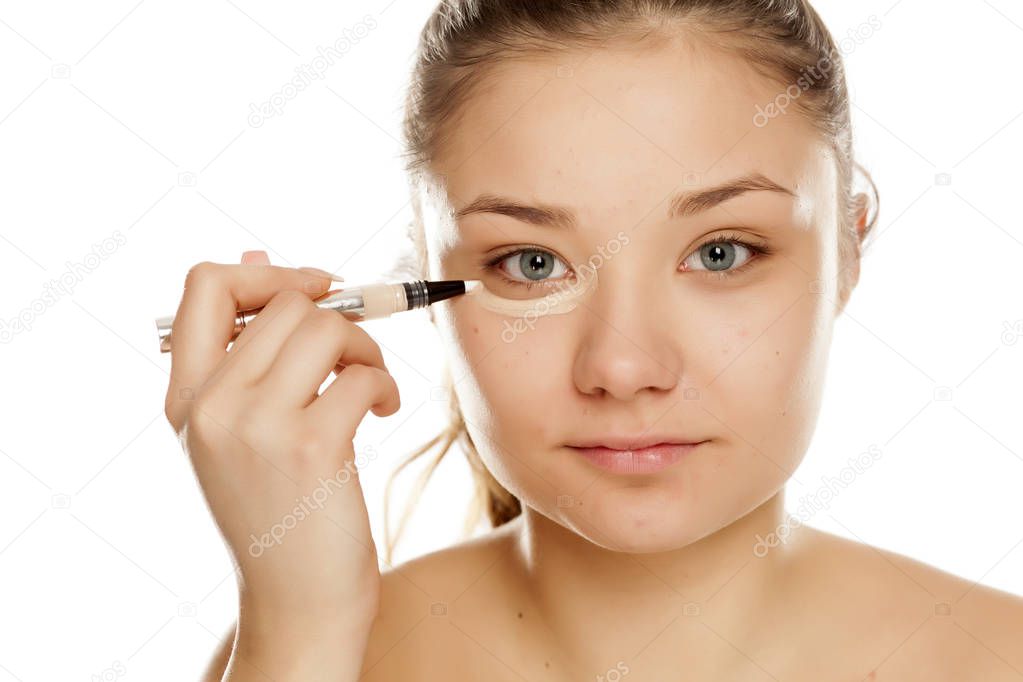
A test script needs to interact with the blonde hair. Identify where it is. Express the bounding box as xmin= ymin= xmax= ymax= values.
xmin=383 ymin=0 xmax=880 ymax=564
